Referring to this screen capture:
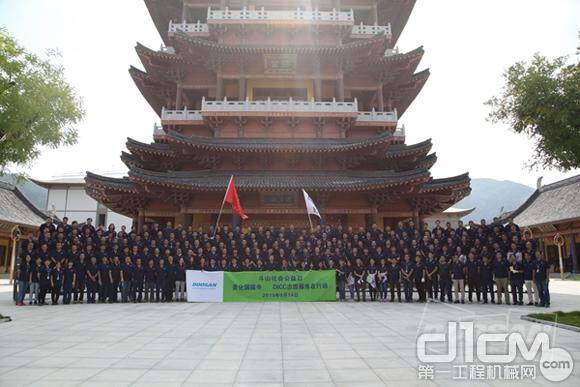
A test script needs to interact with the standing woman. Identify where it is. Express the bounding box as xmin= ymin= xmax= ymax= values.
xmin=366 ymin=258 xmax=378 ymax=302
xmin=16 ymin=254 xmax=32 ymax=306
xmin=50 ymin=261 xmax=64 ymax=305
xmin=98 ymin=257 xmax=111 ymax=303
